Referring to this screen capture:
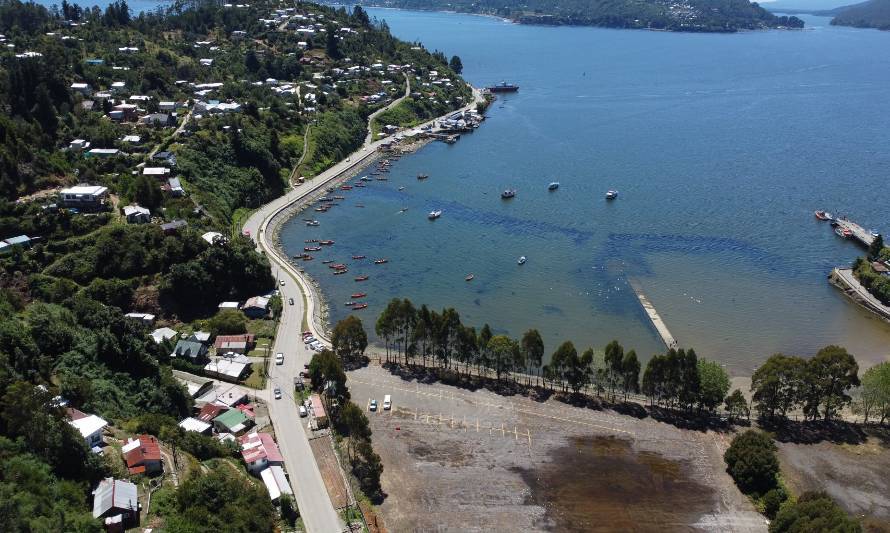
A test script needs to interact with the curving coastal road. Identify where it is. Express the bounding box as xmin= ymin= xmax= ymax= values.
xmin=243 ymin=85 xmax=484 ymax=532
